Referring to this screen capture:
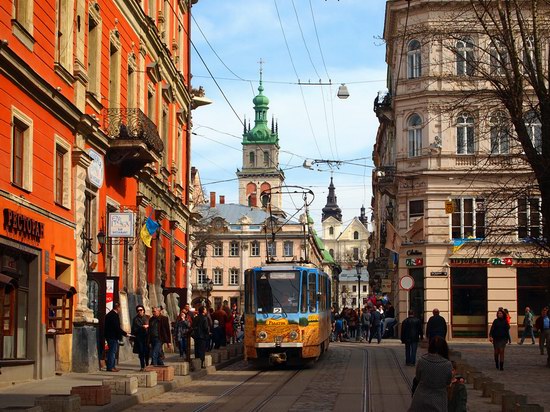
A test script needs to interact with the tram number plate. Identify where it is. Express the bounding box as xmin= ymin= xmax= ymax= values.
xmin=273 ymin=307 xmax=282 ymax=314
